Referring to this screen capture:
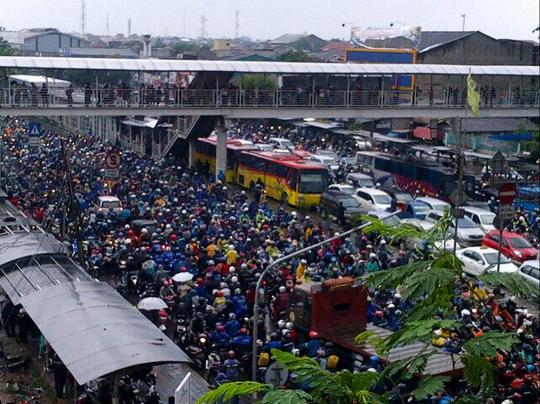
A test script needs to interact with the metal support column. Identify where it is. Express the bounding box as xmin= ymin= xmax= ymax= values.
xmin=215 ymin=128 xmax=227 ymax=181
xmin=188 ymin=138 xmax=197 ymax=168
